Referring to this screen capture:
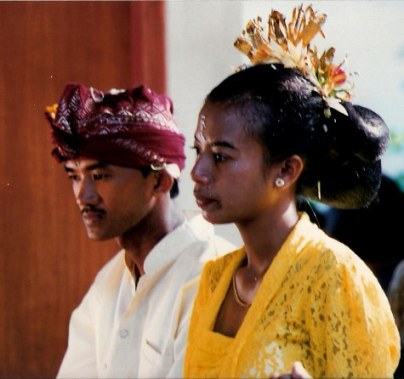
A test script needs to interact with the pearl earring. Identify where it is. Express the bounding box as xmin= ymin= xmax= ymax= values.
xmin=275 ymin=177 xmax=285 ymax=187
